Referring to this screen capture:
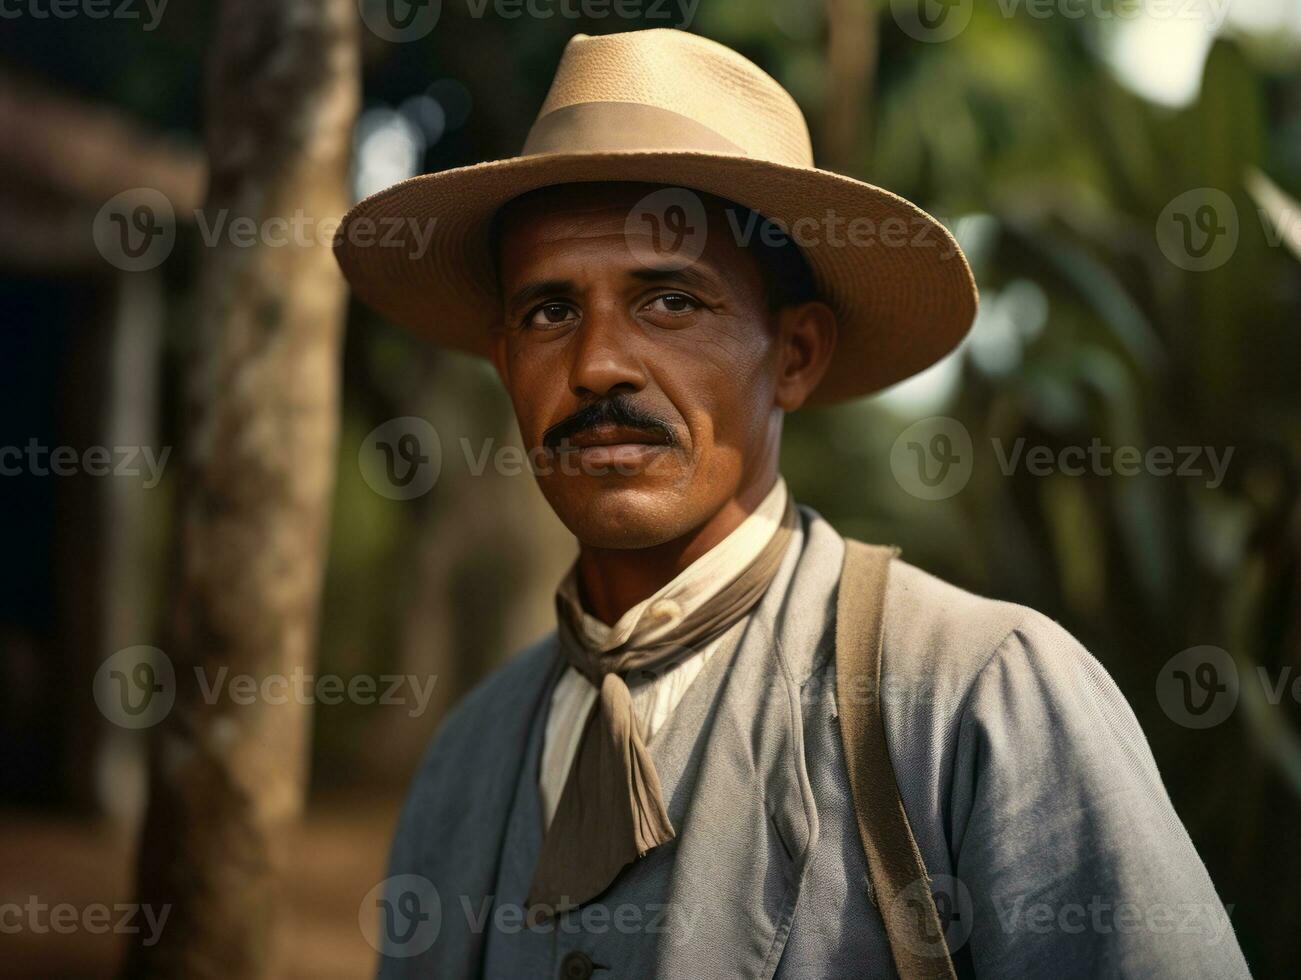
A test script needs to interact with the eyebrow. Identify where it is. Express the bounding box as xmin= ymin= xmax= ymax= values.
xmin=502 ymin=263 xmax=723 ymax=315
xmin=504 ymin=278 xmax=574 ymax=314
xmin=628 ymin=264 xmax=719 ymax=292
